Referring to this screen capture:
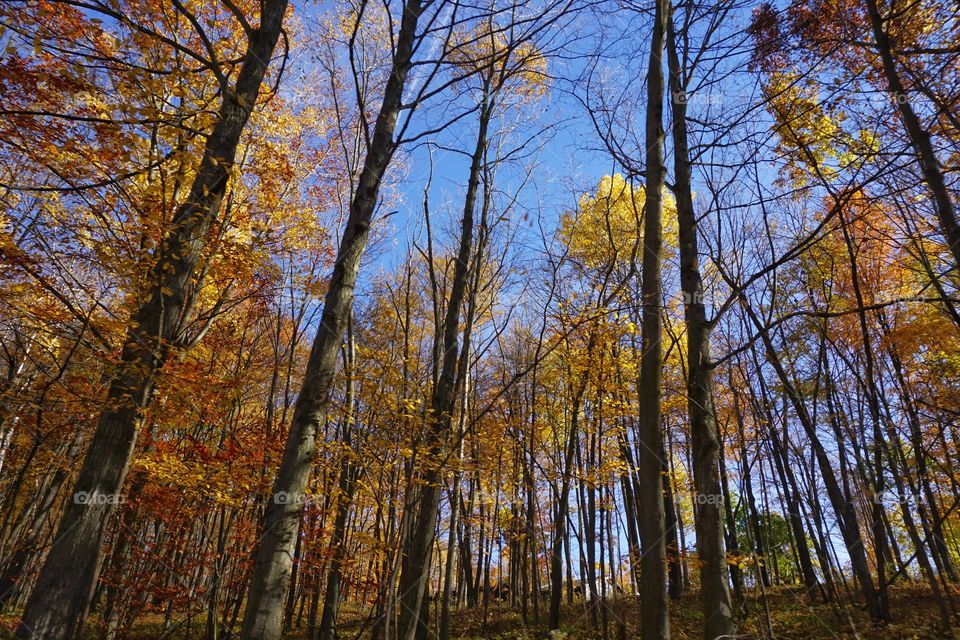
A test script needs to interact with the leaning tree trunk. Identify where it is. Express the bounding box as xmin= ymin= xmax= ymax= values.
xmin=15 ymin=4 xmax=288 ymax=637
xmin=238 ymin=4 xmax=424 ymax=639
xmin=837 ymin=205 xmax=893 ymax=622
xmin=636 ymin=0 xmax=670 ymax=638
xmin=739 ymin=298 xmax=884 ymax=622
xmin=0 ymin=427 xmax=83 ymax=609
xmin=665 ymin=12 xmax=735 ymax=639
